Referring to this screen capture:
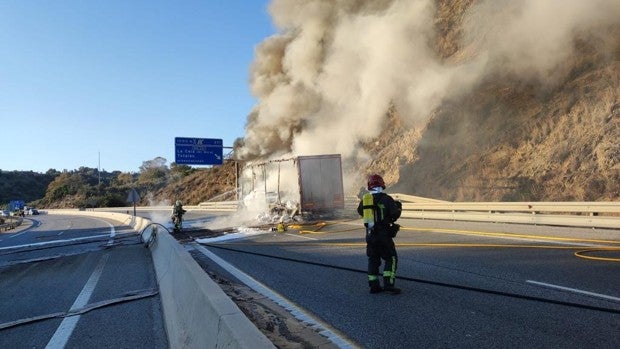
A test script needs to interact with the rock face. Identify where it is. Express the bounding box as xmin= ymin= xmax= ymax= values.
xmin=388 ymin=63 xmax=619 ymax=201
xmin=354 ymin=1 xmax=620 ymax=201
